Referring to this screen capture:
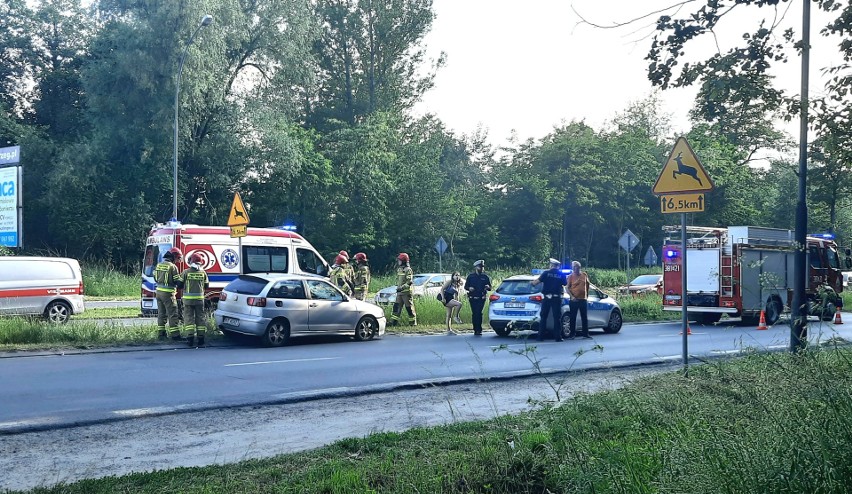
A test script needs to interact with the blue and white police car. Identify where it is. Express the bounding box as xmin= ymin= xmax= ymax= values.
xmin=488 ymin=273 xmax=623 ymax=337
